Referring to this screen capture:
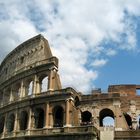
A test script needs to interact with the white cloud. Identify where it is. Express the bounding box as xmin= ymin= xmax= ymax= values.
xmin=92 ymin=59 xmax=108 ymax=67
xmin=0 ymin=0 xmax=140 ymax=93
xmin=106 ymin=49 xmax=117 ymax=56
